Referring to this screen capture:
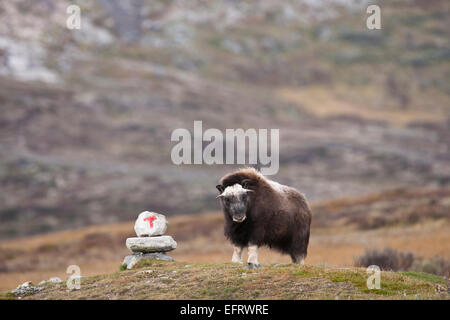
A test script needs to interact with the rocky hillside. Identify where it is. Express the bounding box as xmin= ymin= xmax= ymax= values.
xmin=0 ymin=0 xmax=449 ymax=238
